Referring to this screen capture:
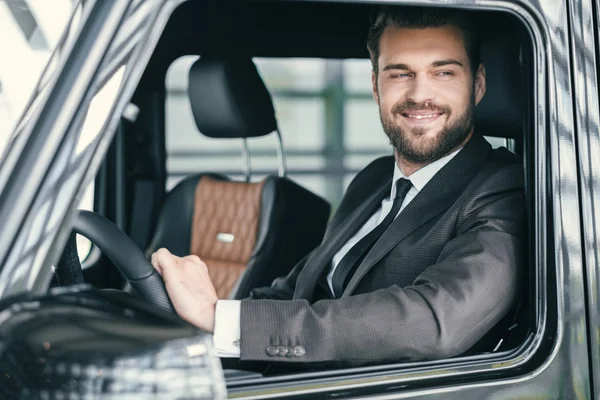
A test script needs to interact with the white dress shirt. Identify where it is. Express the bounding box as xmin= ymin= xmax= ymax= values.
xmin=213 ymin=148 xmax=462 ymax=357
